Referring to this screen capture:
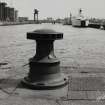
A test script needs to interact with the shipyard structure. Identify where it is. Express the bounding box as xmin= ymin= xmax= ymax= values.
xmin=0 ymin=2 xmax=18 ymax=22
